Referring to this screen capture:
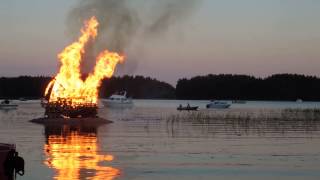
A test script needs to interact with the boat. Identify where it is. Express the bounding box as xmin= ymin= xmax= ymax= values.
xmin=177 ymin=104 xmax=199 ymax=111
xmin=206 ymin=100 xmax=231 ymax=109
xmin=19 ymin=98 xmax=28 ymax=102
xmin=102 ymin=91 xmax=133 ymax=107
xmin=296 ymin=99 xmax=303 ymax=103
xmin=0 ymin=143 xmax=16 ymax=179
xmin=232 ymin=100 xmax=246 ymax=104
xmin=0 ymin=100 xmax=18 ymax=110
xmin=0 ymin=143 xmax=24 ymax=179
